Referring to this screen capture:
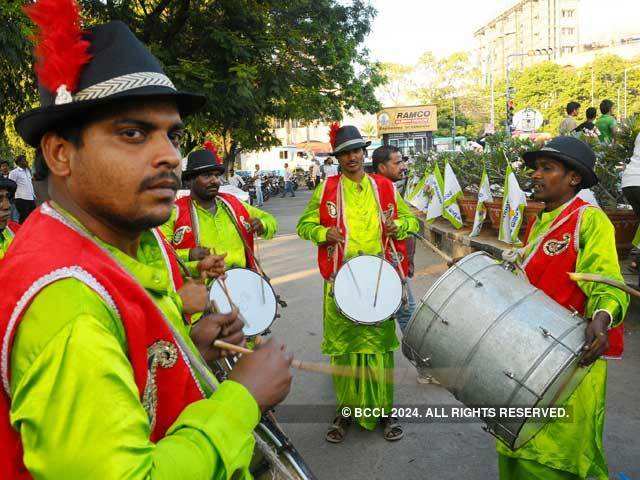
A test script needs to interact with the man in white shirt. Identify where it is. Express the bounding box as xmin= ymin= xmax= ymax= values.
xmin=8 ymin=155 xmax=36 ymax=223
xmin=311 ymin=160 xmax=321 ymax=186
xmin=253 ymin=164 xmax=264 ymax=206
xmin=322 ymin=157 xmax=338 ymax=178
xmin=228 ymin=168 xmax=245 ymax=189
xmin=281 ymin=163 xmax=295 ymax=198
